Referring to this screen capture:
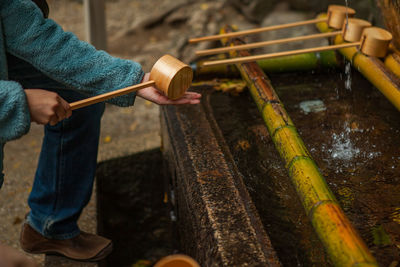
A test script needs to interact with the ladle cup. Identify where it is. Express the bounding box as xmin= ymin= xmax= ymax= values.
xmin=69 ymin=55 xmax=193 ymax=110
